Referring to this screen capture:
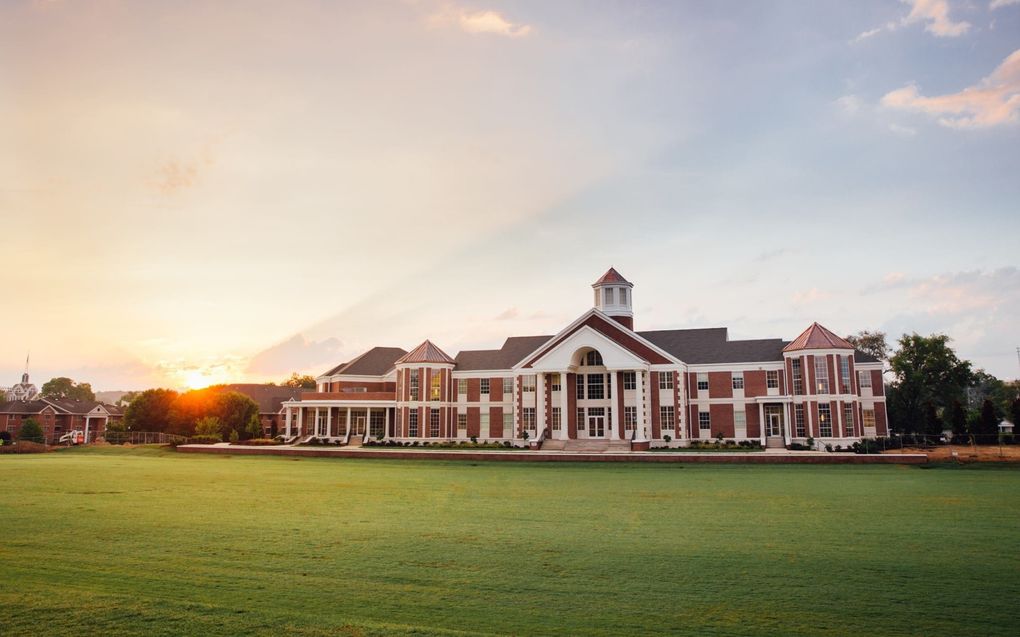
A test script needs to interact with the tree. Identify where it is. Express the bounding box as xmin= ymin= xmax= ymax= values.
xmin=116 ymin=391 xmax=140 ymax=407
xmin=246 ymin=414 xmax=263 ymax=440
xmin=846 ymin=330 xmax=889 ymax=361
xmin=40 ymin=377 xmax=96 ymax=402
xmin=922 ymin=402 xmax=943 ymax=438
xmin=169 ymin=389 xmax=260 ymax=438
xmin=18 ymin=418 xmax=45 ymax=444
xmin=124 ymin=388 xmax=180 ymax=433
xmin=194 ymin=416 xmax=222 ymax=437
xmin=283 ymin=373 xmax=317 ymax=389
xmin=1011 ymin=398 xmax=1020 ymax=431
xmin=975 ymin=399 xmax=1000 ymax=440
xmin=887 ymin=333 xmax=973 ymax=434
xmin=948 ymin=400 xmax=969 ymax=443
